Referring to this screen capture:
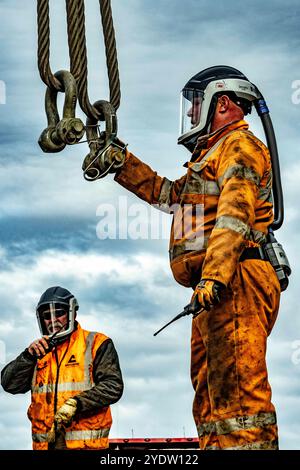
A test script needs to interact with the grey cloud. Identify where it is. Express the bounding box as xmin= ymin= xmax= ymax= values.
xmin=0 ymin=0 xmax=299 ymax=450
xmin=0 ymin=270 xmax=195 ymax=449
xmin=0 ymin=245 xmax=298 ymax=448
xmin=0 ymin=217 xmax=170 ymax=263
